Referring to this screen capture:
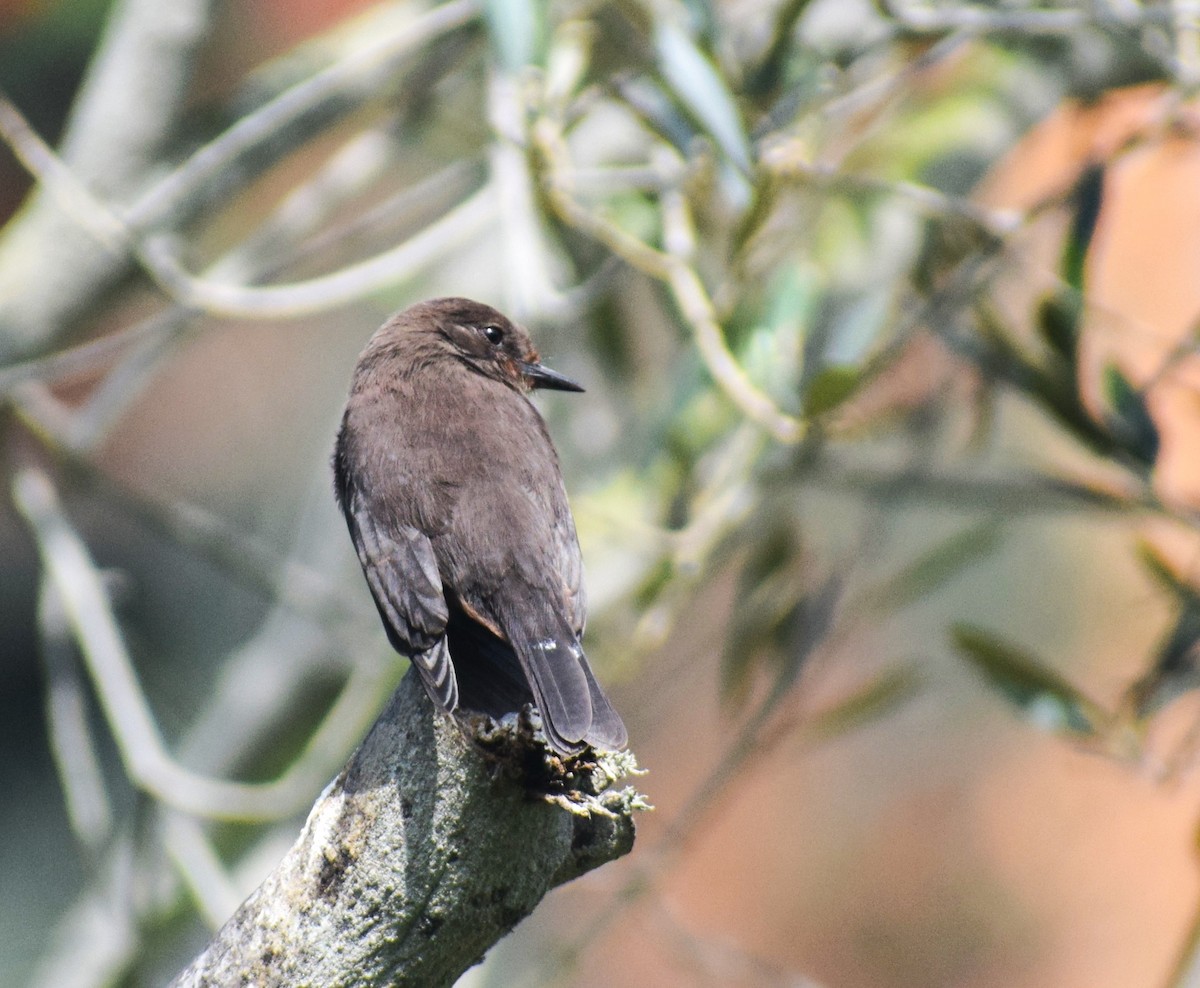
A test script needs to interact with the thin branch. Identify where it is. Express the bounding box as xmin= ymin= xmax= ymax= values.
xmin=661 ymin=191 xmax=806 ymax=443
xmin=881 ymin=1 xmax=1171 ymax=35
xmin=537 ymin=120 xmax=806 ymax=443
xmin=0 ymin=0 xmax=480 ymax=360
xmin=811 ymin=459 xmax=1145 ymax=516
xmin=10 ymin=394 xmax=373 ymax=627
xmin=0 ymin=95 xmax=498 ymax=320
xmin=63 ymin=138 xmax=478 ymax=450
xmin=0 ymin=95 xmax=131 ymax=252
xmin=12 ymin=468 xmax=384 ymax=821
xmin=488 ymin=68 xmax=567 ymax=319
xmin=162 ymin=812 xmax=243 ymax=929
xmin=0 ymin=151 xmax=480 ymax=407
xmin=38 ymin=576 xmax=115 ymax=853
xmin=27 ymin=492 xmax=401 ymax=986
xmin=760 ymin=143 xmax=1019 ymax=236
xmin=139 ymin=188 xmax=497 ymax=318
xmin=127 ymin=0 xmax=480 ymax=231
xmin=0 ymin=0 xmax=218 ymax=360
